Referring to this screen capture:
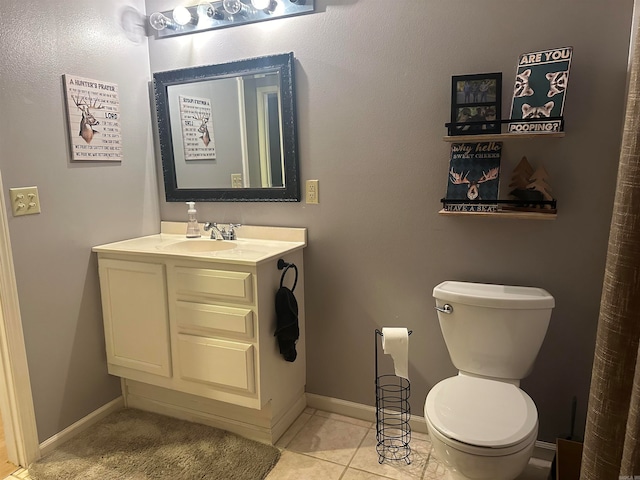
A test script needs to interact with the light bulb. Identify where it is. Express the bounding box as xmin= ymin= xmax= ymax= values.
xmin=197 ymin=2 xmax=224 ymax=20
xmin=223 ymin=0 xmax=243 ymax=14
xmin=251 ymin=0 xmax=271 ymax=9
xmin=197 ymin=2 xmax=213 ymax=18
xmin=149 ymin=12 xmax=174 ymax=30
xmin=172 ymin=6 xmax=192 ymax=25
